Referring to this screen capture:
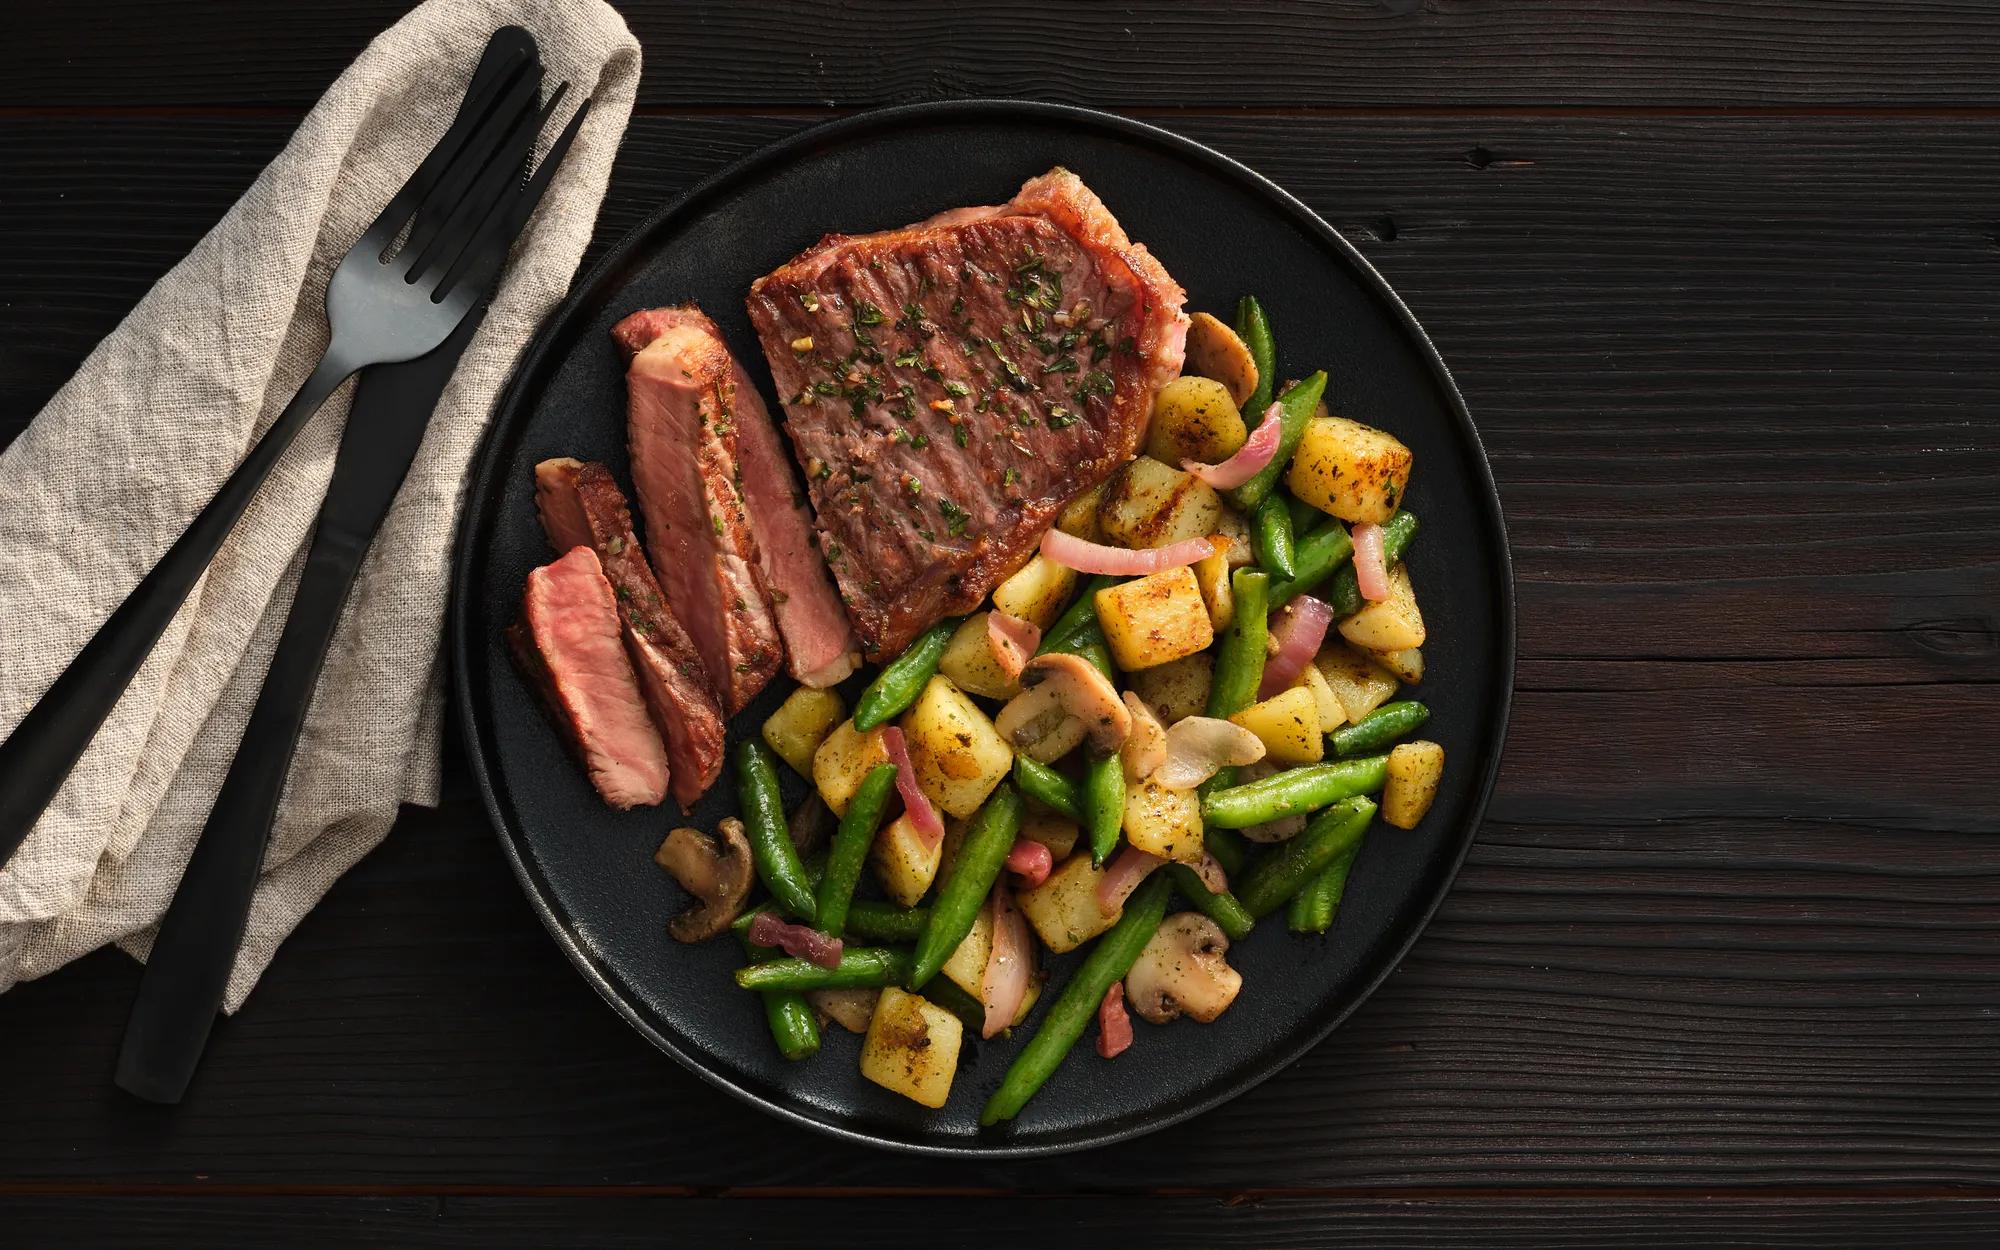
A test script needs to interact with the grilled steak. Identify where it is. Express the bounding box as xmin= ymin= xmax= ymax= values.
xmin=615 ymin=307 xmax=783 ymax=712
xmin=534 ymin=457 xmax=726 ymax=808
xmin=508 ymin=546 xmax=671 ymax=810
xmin=747 ymin=167 xmax=1188 ymax=659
